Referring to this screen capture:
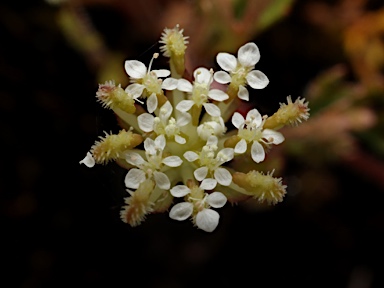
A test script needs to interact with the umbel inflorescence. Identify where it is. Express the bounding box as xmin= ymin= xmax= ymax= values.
xmin=80 ymin=25 xmax=310 ymax=232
